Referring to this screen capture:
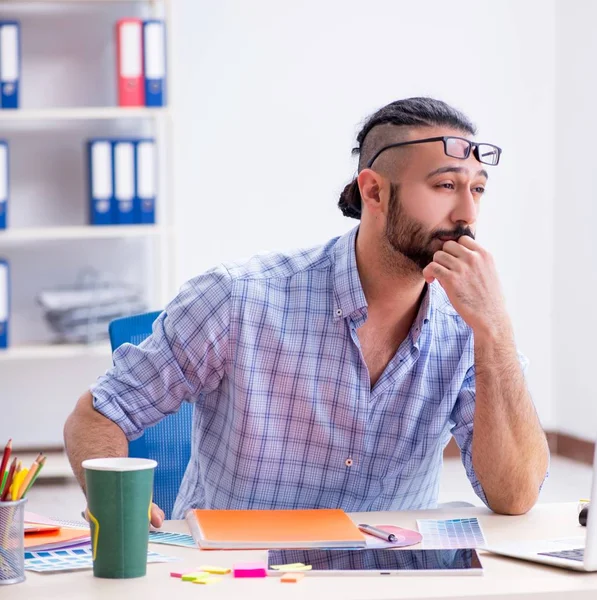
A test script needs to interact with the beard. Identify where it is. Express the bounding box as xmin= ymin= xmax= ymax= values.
xmin=384 ymin=183 xmax=475 ymax=271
